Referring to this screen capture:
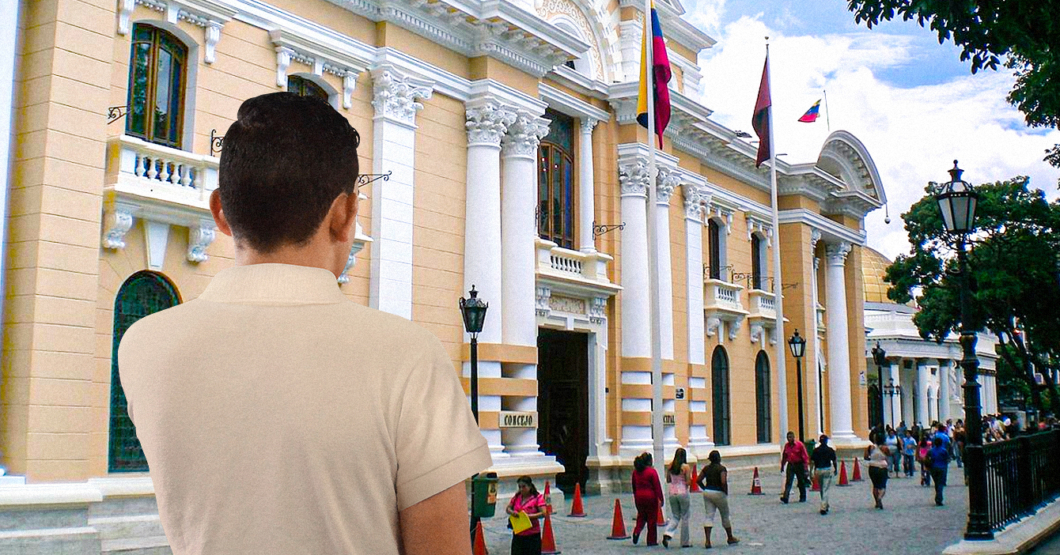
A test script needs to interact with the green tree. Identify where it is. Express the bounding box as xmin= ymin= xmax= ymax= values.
xmin=847 ymin=1 xmax=1060 ymax=182
xmin=886 ymin=176 xmax=1060 ymax=413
